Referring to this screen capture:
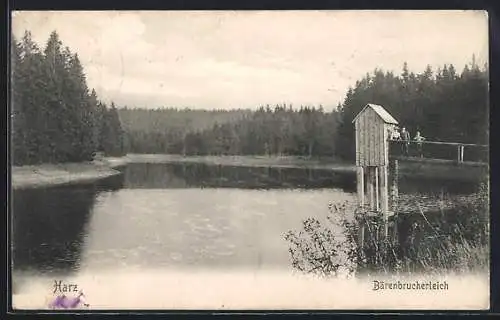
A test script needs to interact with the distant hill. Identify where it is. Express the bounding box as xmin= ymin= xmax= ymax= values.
xmin=117 ymin=105 xmax=340 ymax=156
xmin=118 ymin=107 xmax=252 ymax=134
